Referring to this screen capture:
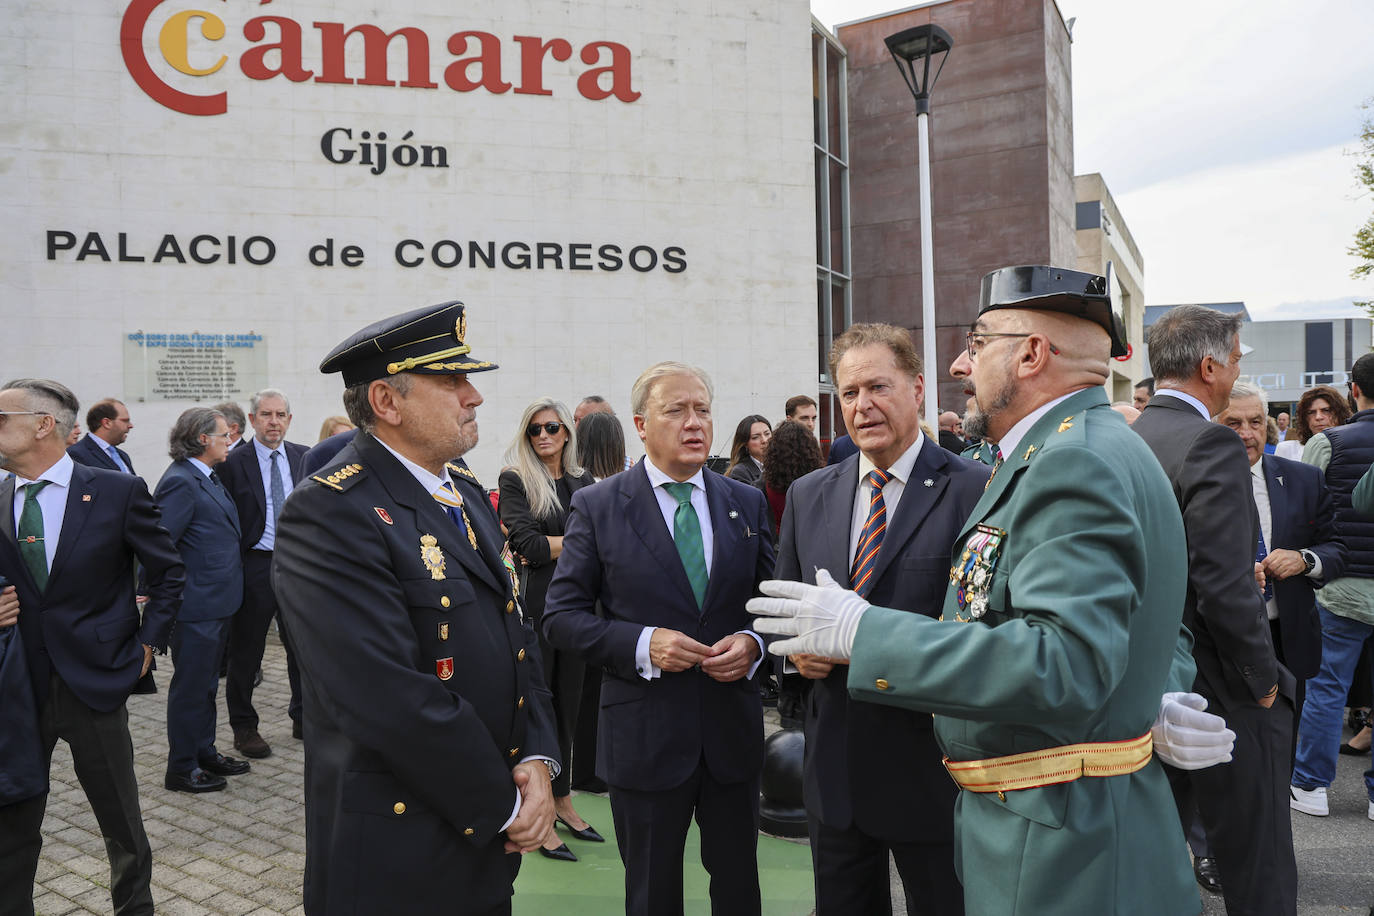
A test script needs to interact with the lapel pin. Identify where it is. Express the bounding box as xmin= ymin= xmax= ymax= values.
xmin=374 ymin=507 xmax=394 ymax=525
xmin=923 ymin=479 xmax=934 ymax=488
xmin=728 ymin=510 xmax=738 ymax=519
xmin=82 ymin=494 xmax=92 ymax=502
